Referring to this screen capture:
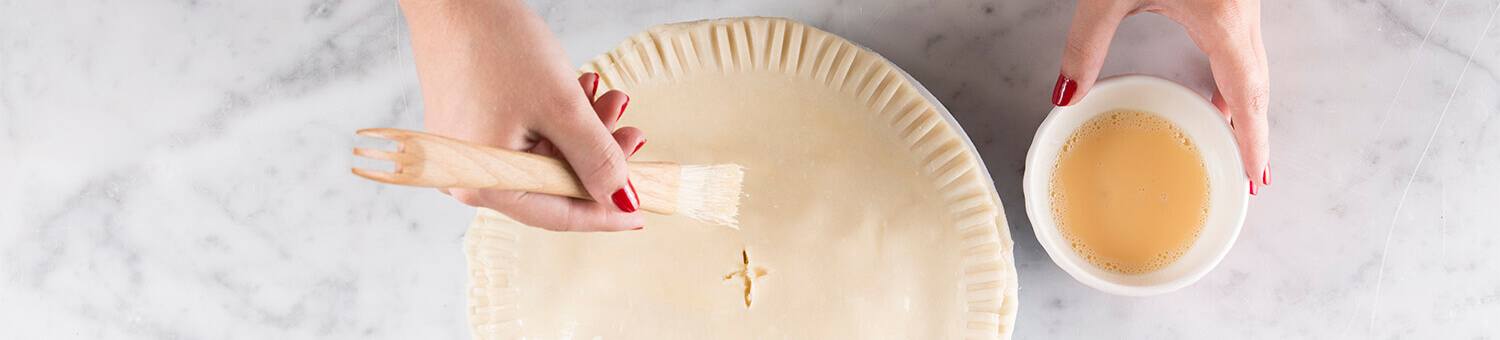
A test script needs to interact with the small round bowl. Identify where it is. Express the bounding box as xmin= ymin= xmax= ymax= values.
xmin=1023 ymin=75 xmax=1249 ymax=296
